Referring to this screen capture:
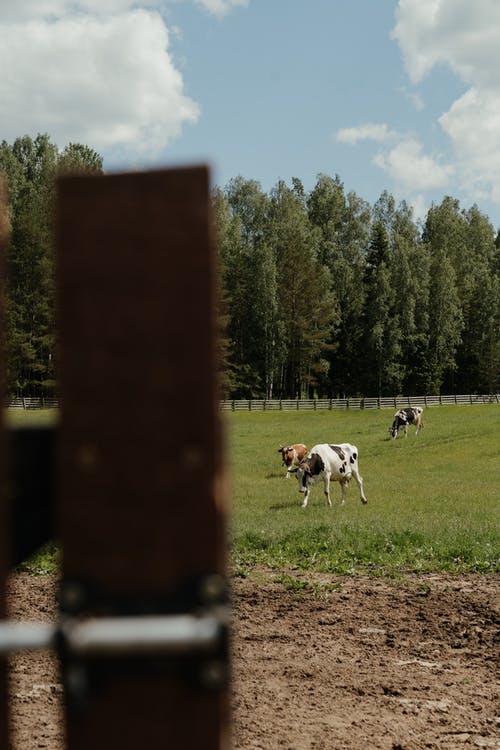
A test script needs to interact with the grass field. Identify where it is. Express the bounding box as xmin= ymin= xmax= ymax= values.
xmin=5 ymin=404 xmax=499 ymax=576
xmin=224 ymin=404 xmax=499 ymax=576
